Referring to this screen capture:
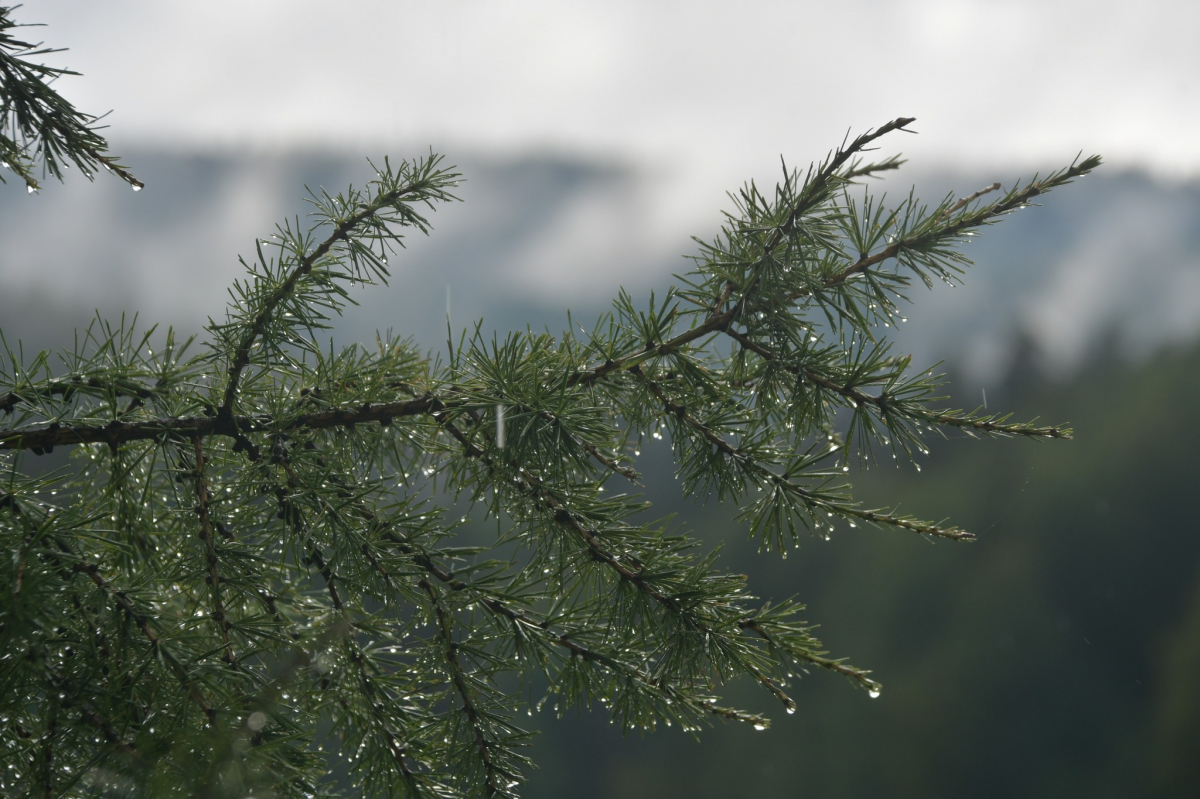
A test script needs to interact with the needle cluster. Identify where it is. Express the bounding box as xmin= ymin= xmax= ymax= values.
xmin=0 ymin=6 xmax=142 ymax=192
